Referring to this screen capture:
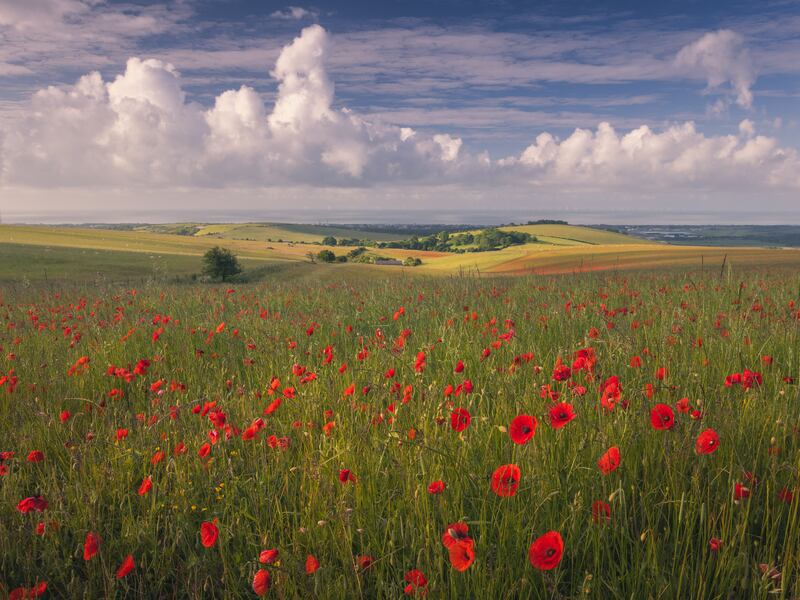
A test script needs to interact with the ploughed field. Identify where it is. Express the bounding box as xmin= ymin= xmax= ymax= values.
xmin=1 ymin=271 xmax=799 ymax=599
